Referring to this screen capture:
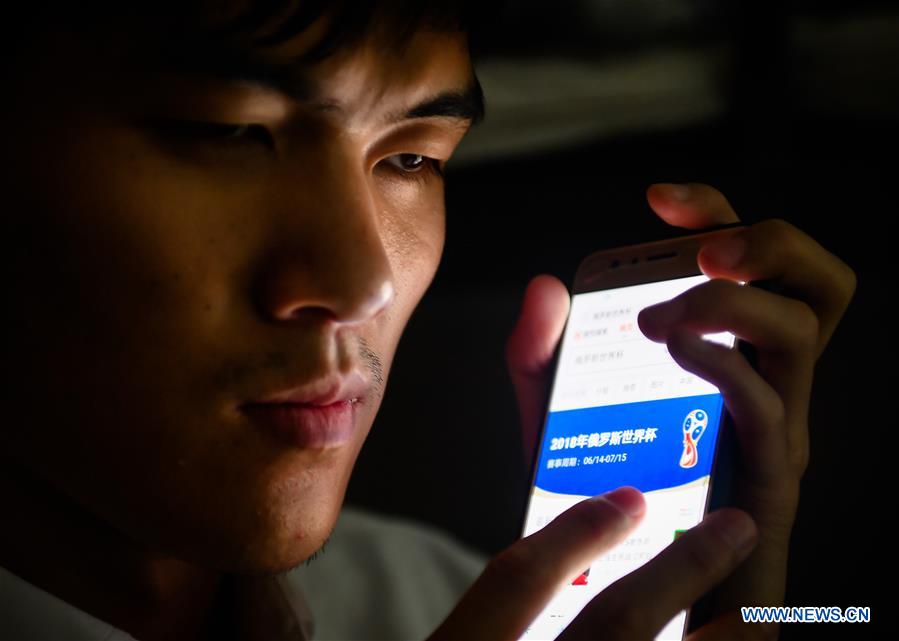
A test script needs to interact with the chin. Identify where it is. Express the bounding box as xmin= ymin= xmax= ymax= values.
xmin=230 ymin=529 xmax=335 ymax=576
xmin=117 ymin=413 xmax=364 ymax=574
xmin=210 ymin=482 xmax=346 ymax=575
xmin=167 ymin=508 xmax=337 ymax=575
